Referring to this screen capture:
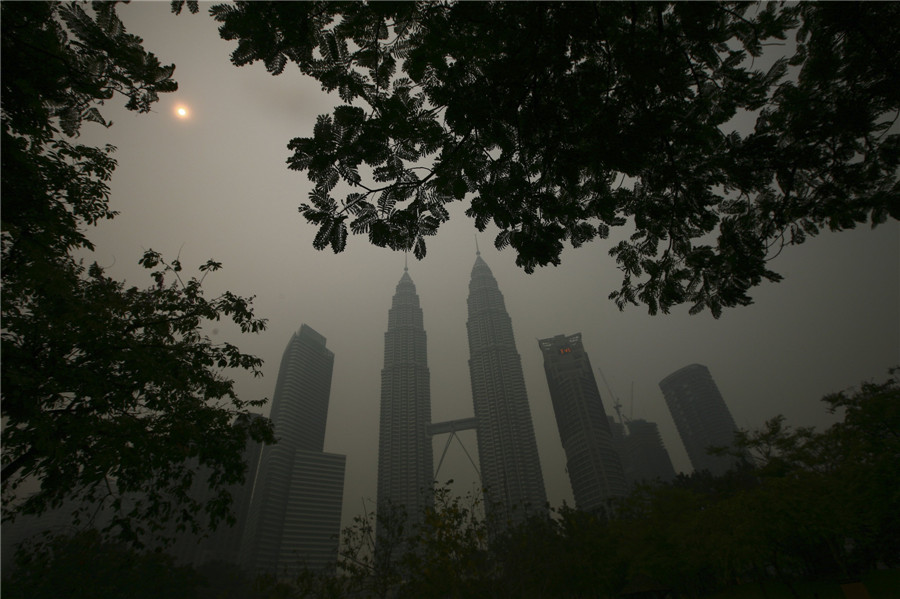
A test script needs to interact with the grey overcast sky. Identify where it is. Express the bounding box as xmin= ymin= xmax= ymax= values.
xmin=80 ymin=2 xmax=899 ymax=527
